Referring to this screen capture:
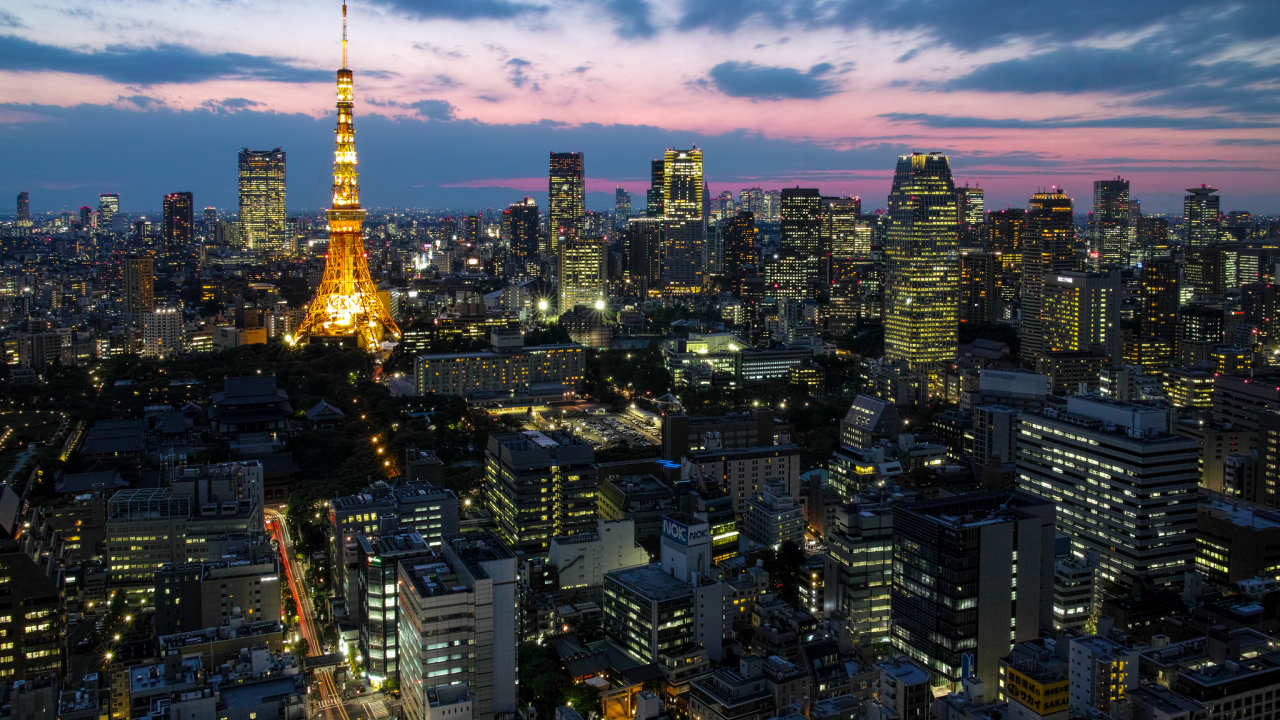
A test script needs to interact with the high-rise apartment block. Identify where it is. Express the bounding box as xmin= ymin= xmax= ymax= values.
xmin=1015 ymin=396 xmax=1198 ymax=587
xmin=625 ymin=217 xmax=663 ymax=297
xmin=16 ymin=191 xmax=29 ymax=222
xmin=614 ymin=185 xmax=632 ymax=228
xmin=123 ymin=255 xmax=155 ymax=329
xmin=142 ymin=306 xmax=183 ymax=358
xmin=722 ymin=211 xmax=758 ymax=277
xmin=505 ymin=197 xmax=540 ymax=264
xmin=163 ymin=191 xmax=194 ymax=246
xmin=237 ymin=148 xmax=286 ymax=251
xmin=884 ymin=152 xmax=960 ymax=371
